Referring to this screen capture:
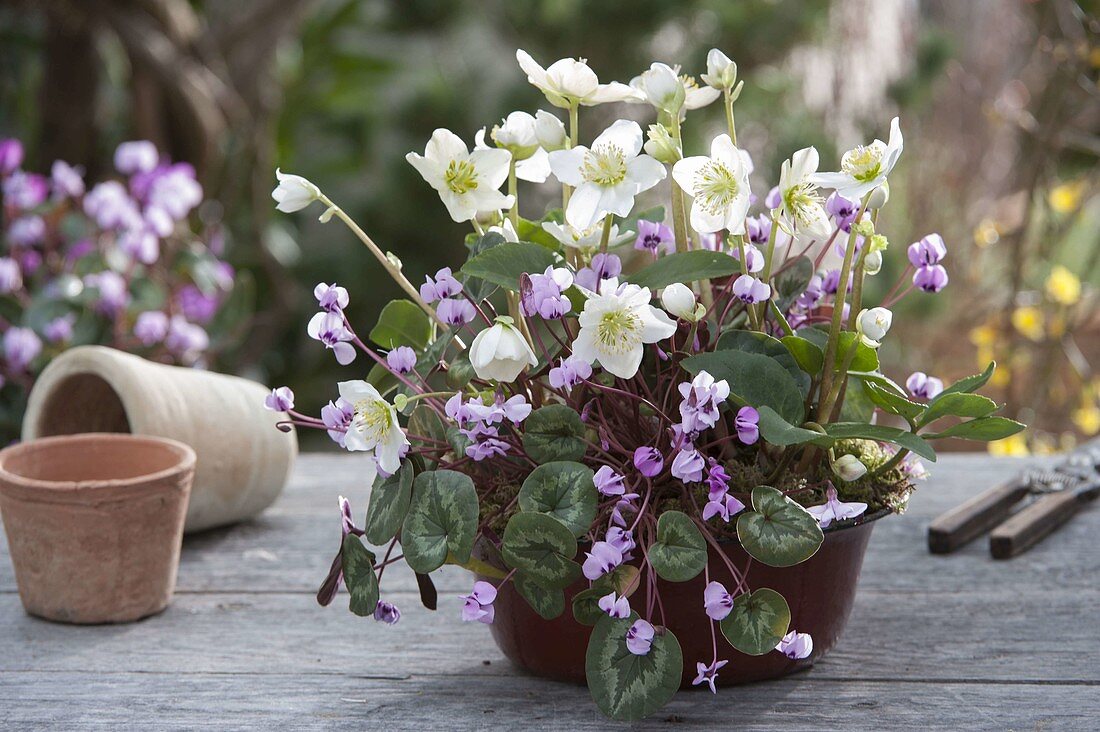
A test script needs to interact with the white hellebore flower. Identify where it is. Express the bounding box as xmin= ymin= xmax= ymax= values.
xmin=548 ymin=119 xmax=666 ymax=229
xmin=672 ymin=134 xmax=752 ymax=234
xmin=272 ymin=169 xmax=321 ymax=213
xmin=631 ymin=62 xmax=686 ymax=115
xmin=660 ymin=283 xmax=698 ymax=320
xmin=542 ymin=220 xmax=633 ymax=250
xmin=475 ymin=112 xmax=551 ymax=184
xmin=857 ymin=307 xmax=893 ymax=349
xmin=406 ymin=129 xmax=514 ymax=223
xmin=832 ymin=454 xmax=868 ymax=482
xmin=777 ymin=147 xmax=832 ymax=239
xmin=679 ymin=73 xmax=721 ymax=111
xmin=469 ymin=316 xmax=538 ymax=382
xmin=573 ymin=280 xmax=677 ymax=379
xmin=338 ymin=380 xmax=409 ymax=475
xmin=535 ymin=110 xmax=569 ymax=152
xmin=516 ymin=50 xmax=642 ymax=108
xmin=814 ymin=117 xmax=903 ymax=200
xmin=700 ymin=49 xmax=738 ymax=91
